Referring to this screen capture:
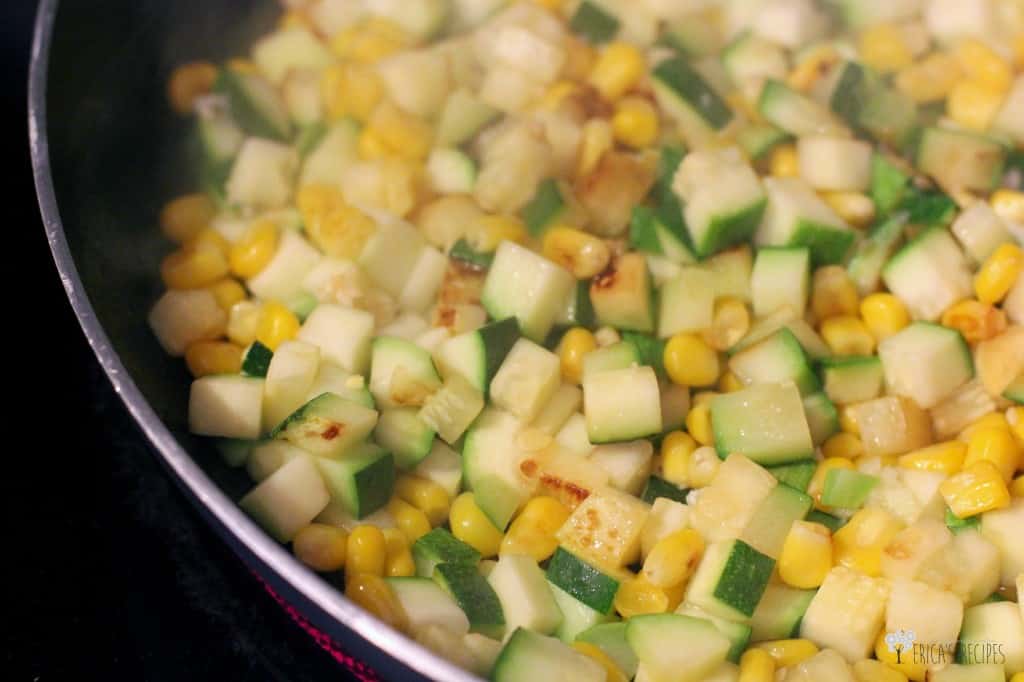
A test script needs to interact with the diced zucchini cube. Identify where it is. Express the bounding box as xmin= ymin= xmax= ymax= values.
xmin=272 ymin=392 xmax=378 ymax=458
xmin=583 ymin=366 xmax=662 ymax=443
xmin=490 ymin=339 xmax=561 ymax=423
xmin=799 ymin=566 xmax=889 ymax=662
xmin=188 ymin=374 xmax=266 ymax=441
xmin=239 ymin=455 xmax=329 ymax=542
xmin=884 ymin=579 xmax=964 ymax=657
xmin=658 ymin=267 xmax=715 ymax=338
xmin=226 ymin=137 xmax=299 ymax=210
xmin=710 ymin=382 xmax=814 ymax=465
xmin=878 ymin=322 xmax=973 ymax=409
xmin=848 ymin=395 xmax=933 ymax=458
xmin=684 ymin=539 xmax=775 ymax=621
xmin=482 ymin=241 xmax=575 ymax=342
xmin=556 ymin=489 xmax=650 ymax=569
xmin=589 ymin=440 xmax=654 ymax=495
xmin=297 ymin=304 xmax=375 ymax=374
xmin=488 ymin=554 xmax=563 ymax=636
xmin=756 ymin=177 xmax=855 ymax=266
